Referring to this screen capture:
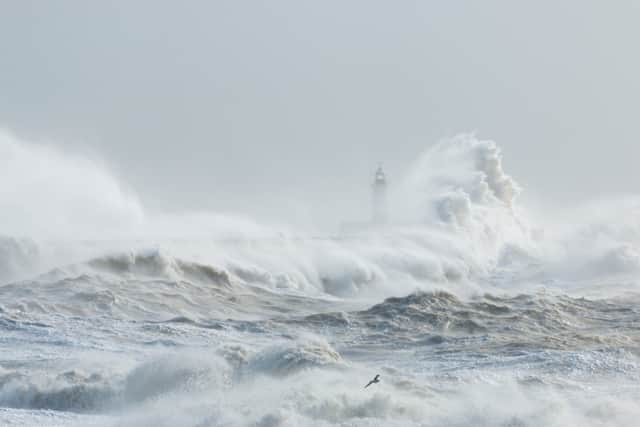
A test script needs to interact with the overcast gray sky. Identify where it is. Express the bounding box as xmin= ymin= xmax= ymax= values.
xmin=1 ymin=1 xmax=639 ymax=228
